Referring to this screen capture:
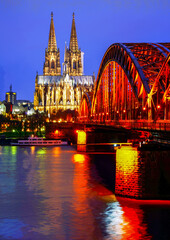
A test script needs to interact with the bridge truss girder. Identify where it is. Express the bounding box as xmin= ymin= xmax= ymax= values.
xmin=148 ymin=53 xmax=170 ymax=120
xmin=90 ymin=43 xmax=170 ymax=121
xmin=79 ymin=92 xmax=92 ymax=122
